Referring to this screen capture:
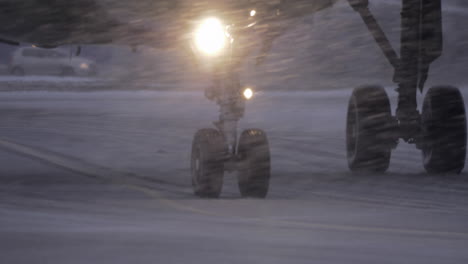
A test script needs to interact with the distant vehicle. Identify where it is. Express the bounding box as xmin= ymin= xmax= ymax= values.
xmin=9 ymin=47 xmax=97 ymax=76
